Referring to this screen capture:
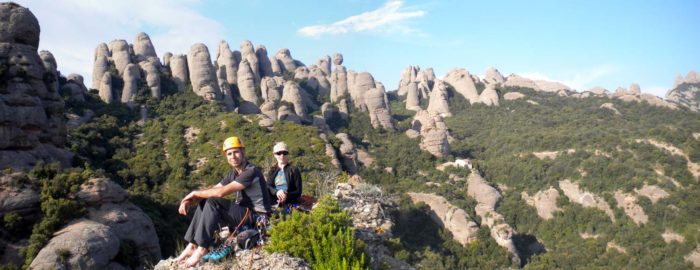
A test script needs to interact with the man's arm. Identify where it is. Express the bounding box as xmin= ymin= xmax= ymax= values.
xmin=178 ymin=182 xmax=244 ymax=215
